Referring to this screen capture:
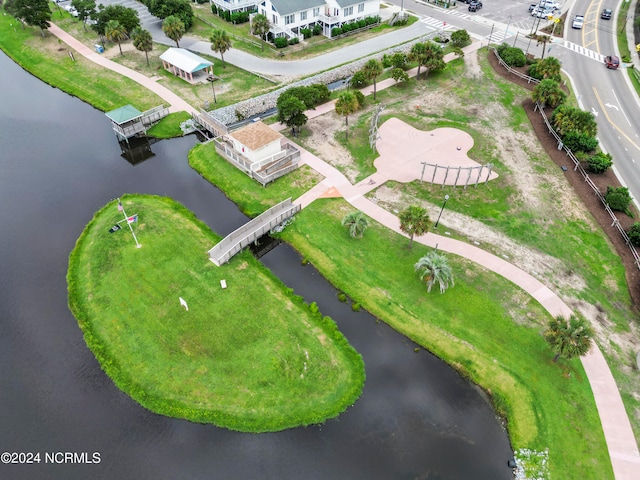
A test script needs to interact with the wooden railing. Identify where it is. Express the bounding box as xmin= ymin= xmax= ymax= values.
xmin=490 ymin=47 xmax=540 ymax=84
xmin=535 ymin=102 xmax=640 ymax=269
